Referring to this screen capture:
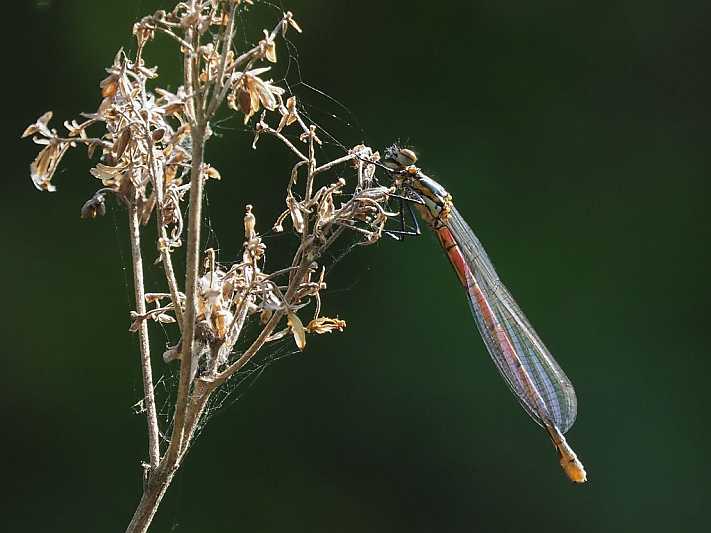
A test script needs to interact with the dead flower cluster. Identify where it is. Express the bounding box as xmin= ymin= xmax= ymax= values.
xmin=21 ymin=2 xmax=394 ymax=531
